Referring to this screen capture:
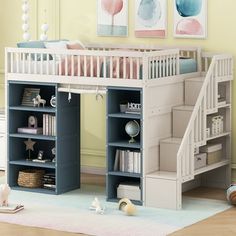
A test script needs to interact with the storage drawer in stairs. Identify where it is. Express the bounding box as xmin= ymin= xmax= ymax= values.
xmin=172 ymin=105 xmax=193 ymax=138
xmin=185 ymin=77 xmax=204 ymax=106
xmin=160 ymin=137 xmax=182 ymax=172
